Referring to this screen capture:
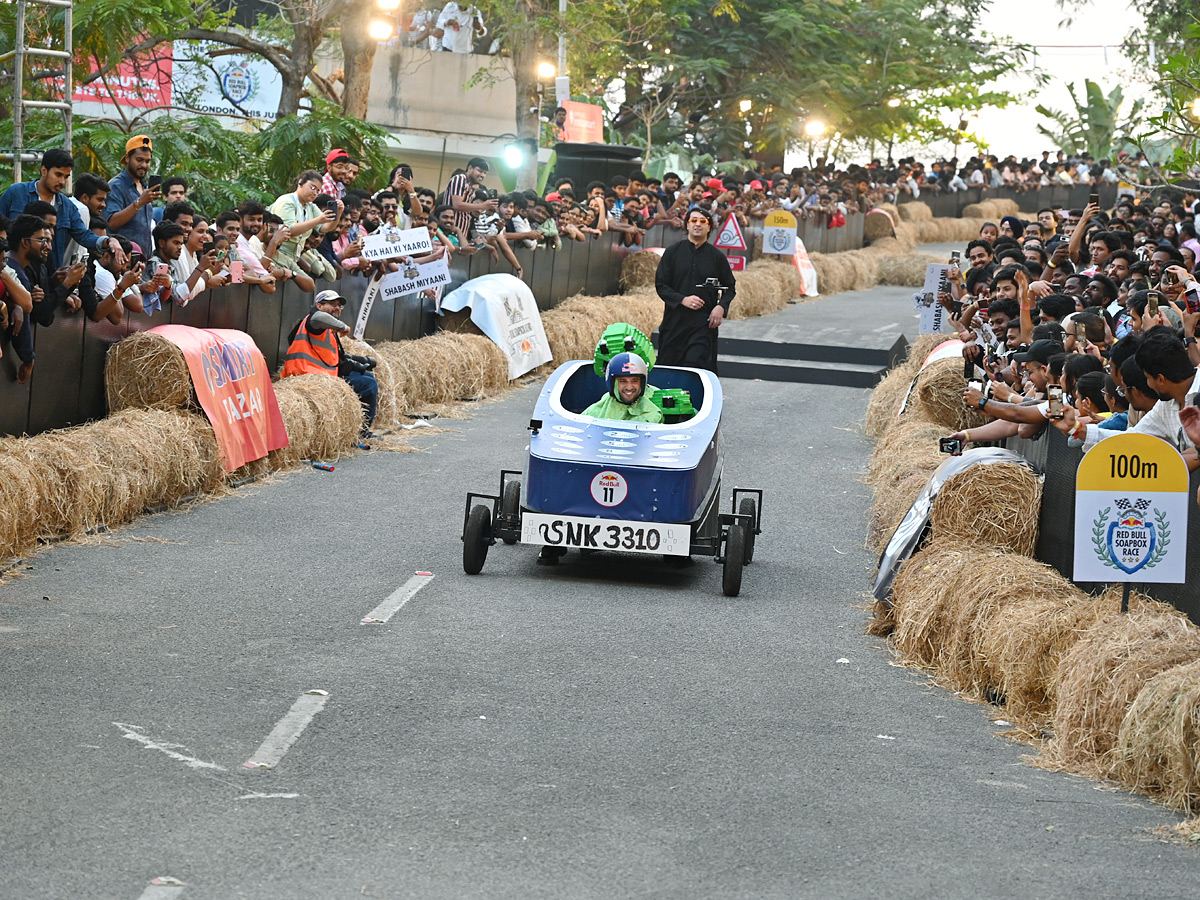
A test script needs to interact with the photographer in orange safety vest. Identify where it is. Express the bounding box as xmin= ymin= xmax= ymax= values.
xmin=281 ymin=289 xmax=378 ymax=436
